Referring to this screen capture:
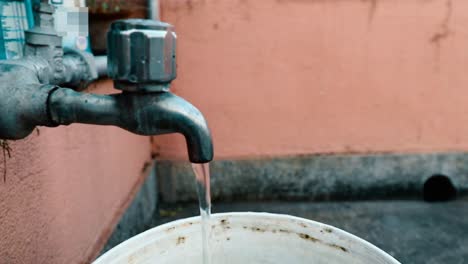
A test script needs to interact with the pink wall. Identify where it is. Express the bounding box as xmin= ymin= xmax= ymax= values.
xmin=0 ymin=80 xmax=152 ymax=263
xmin=156 ymin=0 xmax=468 ymax=160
